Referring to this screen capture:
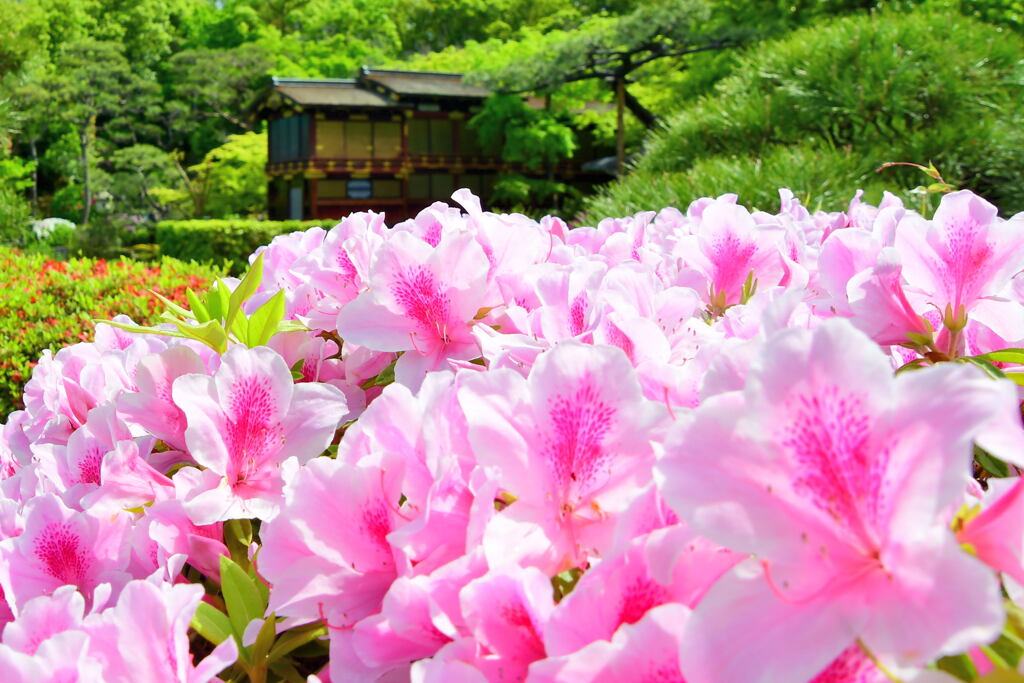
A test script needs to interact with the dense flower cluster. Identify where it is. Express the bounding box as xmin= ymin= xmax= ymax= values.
xmin=2 ymin=188 xmax=1024 ymax=682
xmin=0 ymin=248 xmax=224 ymax=415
